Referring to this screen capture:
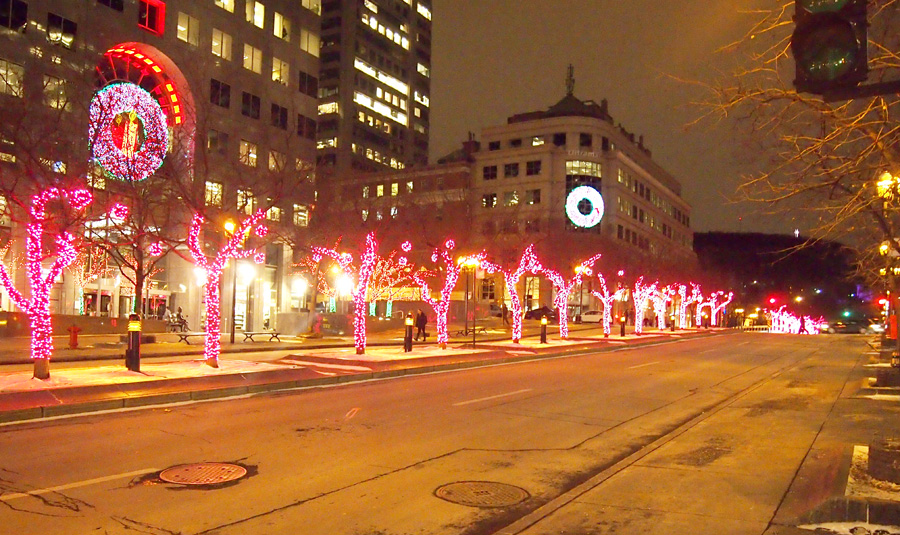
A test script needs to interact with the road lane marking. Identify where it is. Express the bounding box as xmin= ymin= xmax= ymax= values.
xmin=453 ymin=389 xmax=532 ymax=407
xmin=628 ymin=361 xmax=660 ymax=369
xmin=0 ymin=468 xmax=160 ymax=502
